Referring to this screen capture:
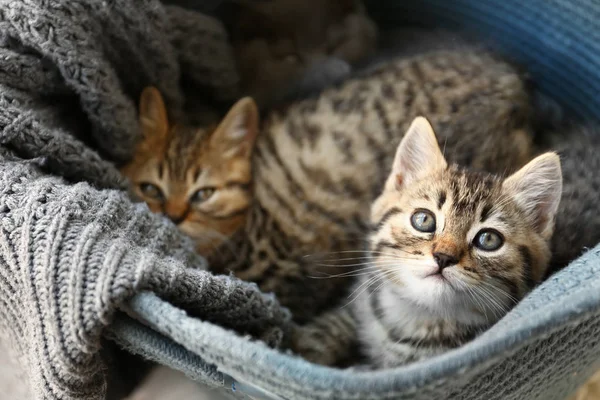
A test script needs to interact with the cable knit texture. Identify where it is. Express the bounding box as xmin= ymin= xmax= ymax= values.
xmin=0 ymin=1 xmax=290 ymax=399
